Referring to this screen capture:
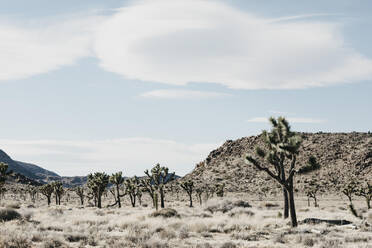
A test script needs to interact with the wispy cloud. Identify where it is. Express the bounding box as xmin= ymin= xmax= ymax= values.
xmin=0 ymin=15 xmax=103 ymax=81
xmin=0 ymin=138 xmax=220 ymax=176
xmin=140 ymin=89 xmax=231 ymax=99
xmin=247 ymin=117 xmax=326 ymax=124
xmin=93 ymin=0 xmax=372 ymax=89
